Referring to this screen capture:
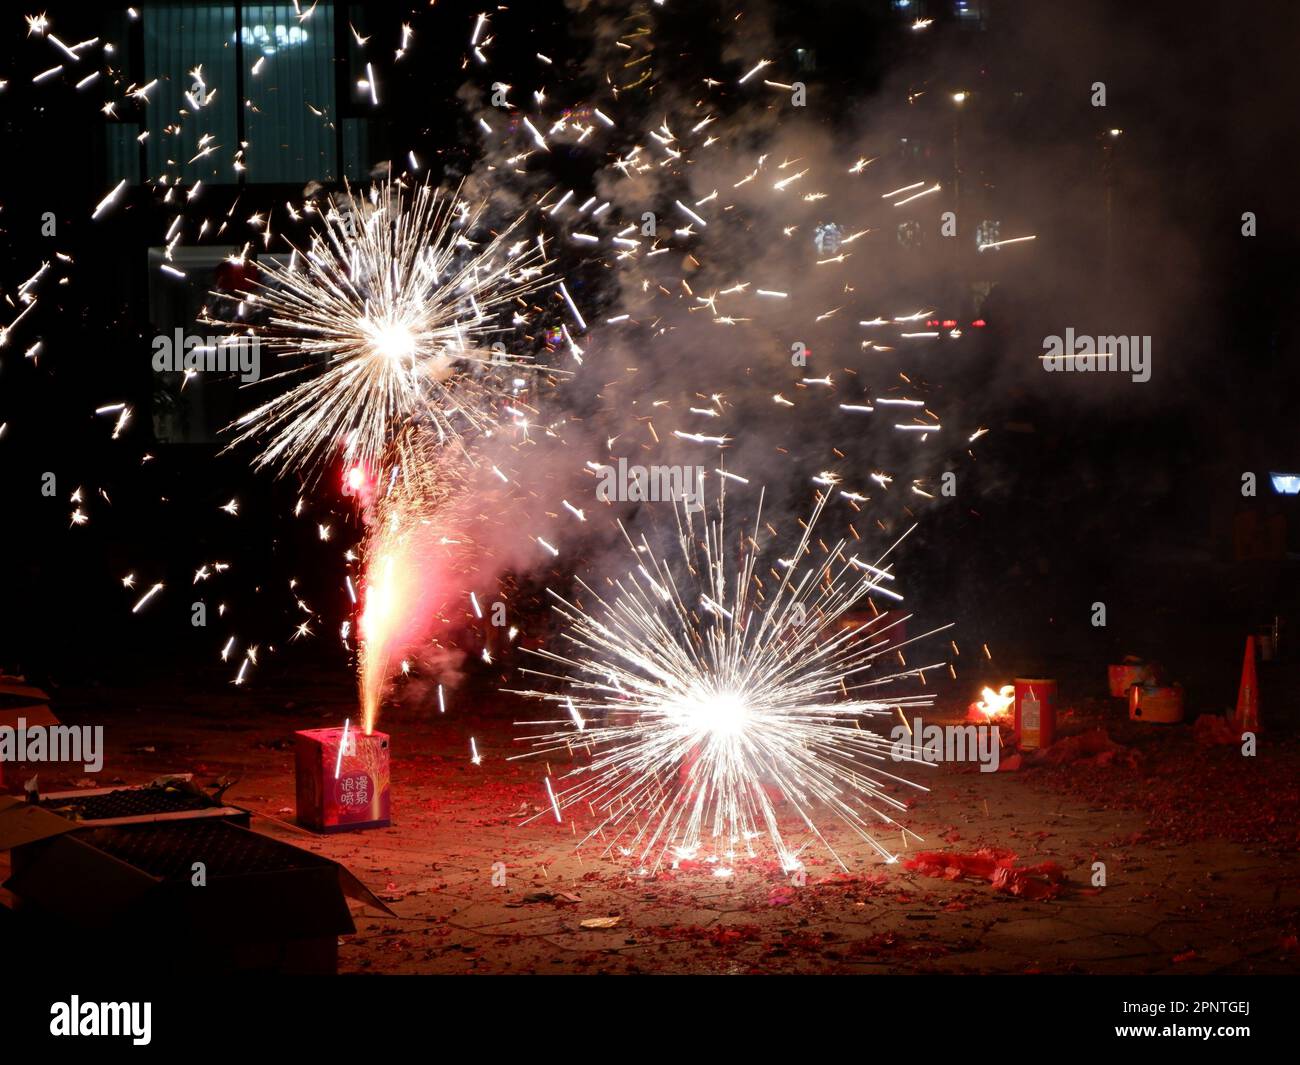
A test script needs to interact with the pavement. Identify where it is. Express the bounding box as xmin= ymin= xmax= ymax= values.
xmin=3 ymin=672 xmax=1298 ymax=974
